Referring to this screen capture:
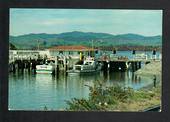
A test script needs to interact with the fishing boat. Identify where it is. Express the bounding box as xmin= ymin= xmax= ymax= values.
xmin=67 ymin=57 xmax=102 ymax=74
xmin=36 ymin=59 xmax=55 ymax=74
